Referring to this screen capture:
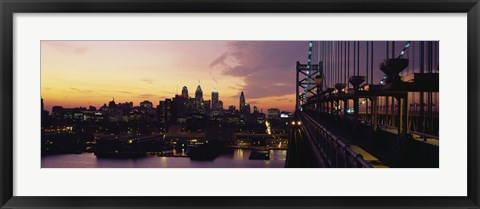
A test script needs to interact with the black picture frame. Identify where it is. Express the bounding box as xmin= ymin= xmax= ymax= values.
xmin=1 ymin=0 xmax=479 ymax=208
